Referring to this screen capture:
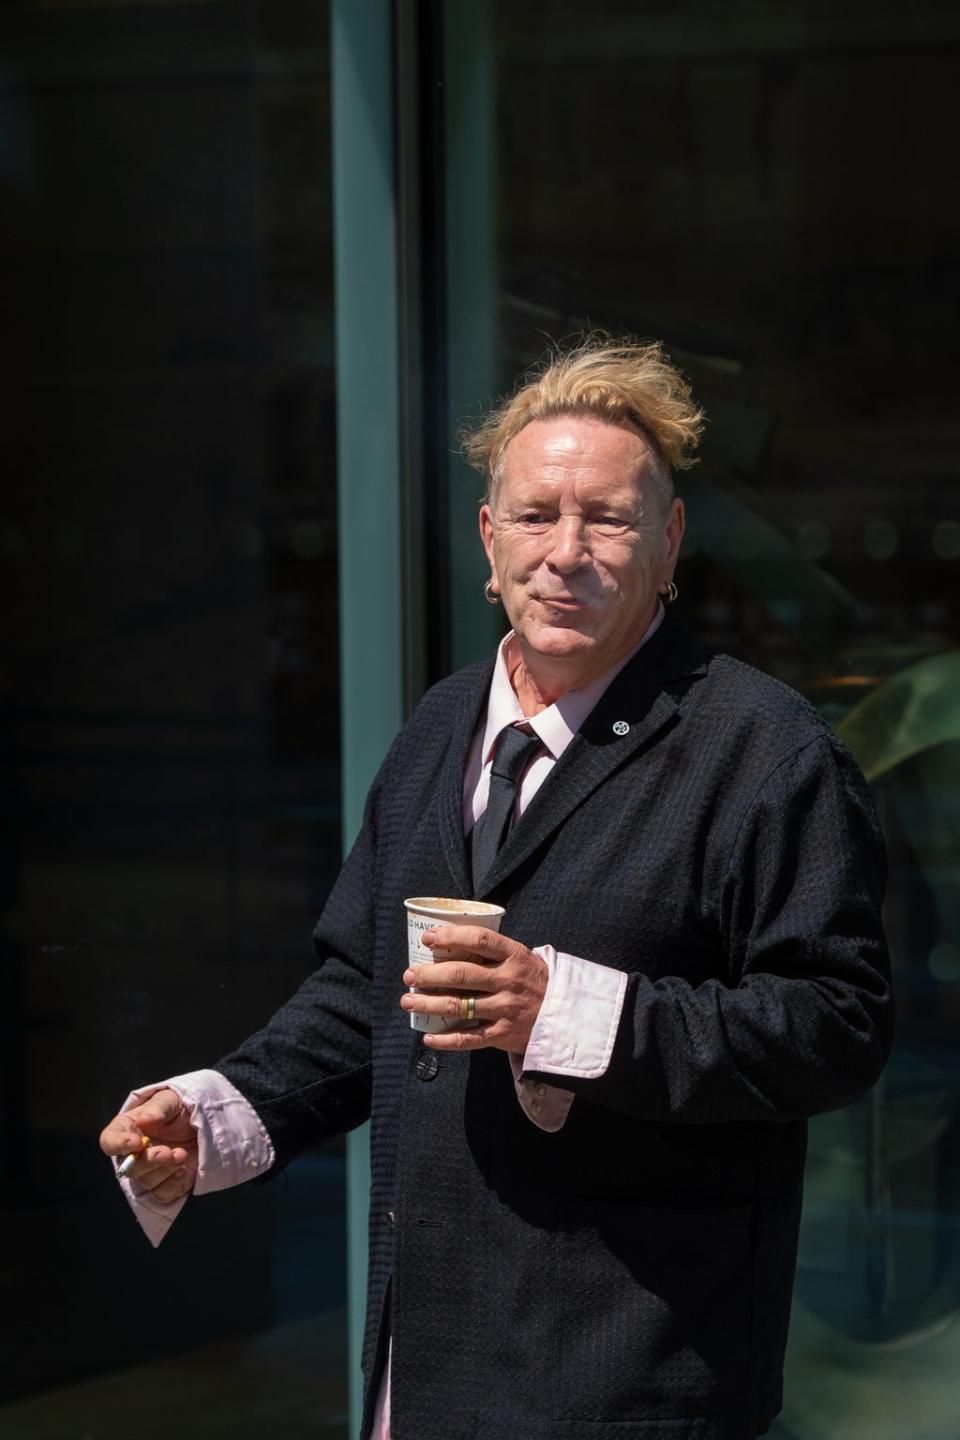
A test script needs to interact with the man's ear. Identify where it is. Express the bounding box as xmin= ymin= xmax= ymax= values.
xmin=665 ymin=497 xmax=685 ymax=570
xmin=479 ymin=503 xmax=498 ymax=587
